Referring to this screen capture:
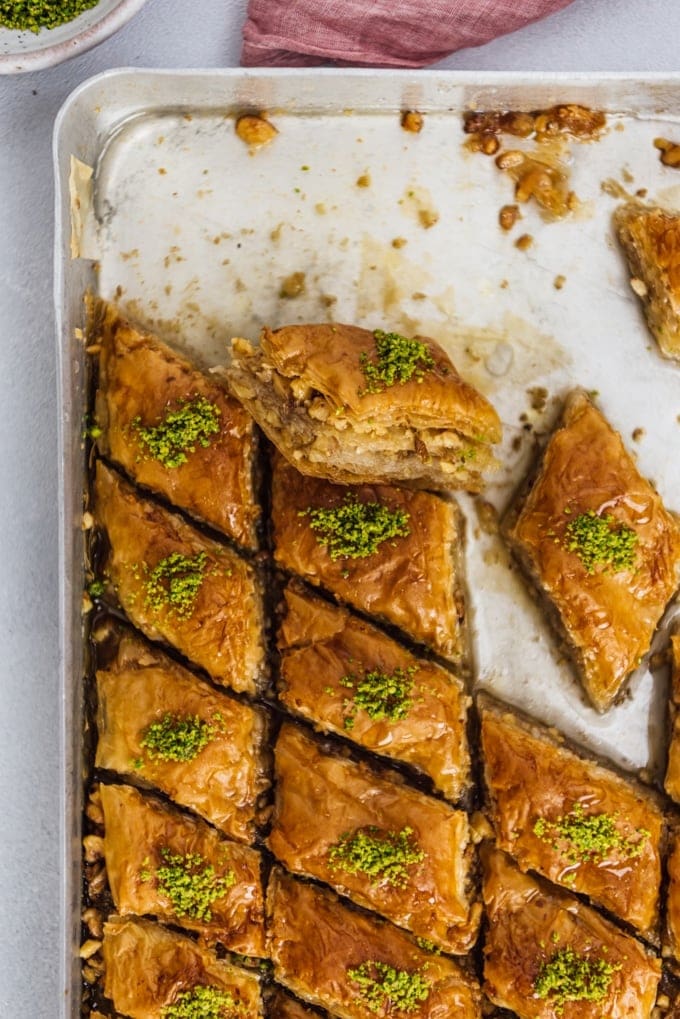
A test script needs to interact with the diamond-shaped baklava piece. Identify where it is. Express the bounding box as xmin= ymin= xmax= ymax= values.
xmin=614 ymin=203 xmax=680 ymax=360
xmin=505 ymin=390 xmax=680 ymax=711
xmin=92 ymin=299 xmax=260 ymax=548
